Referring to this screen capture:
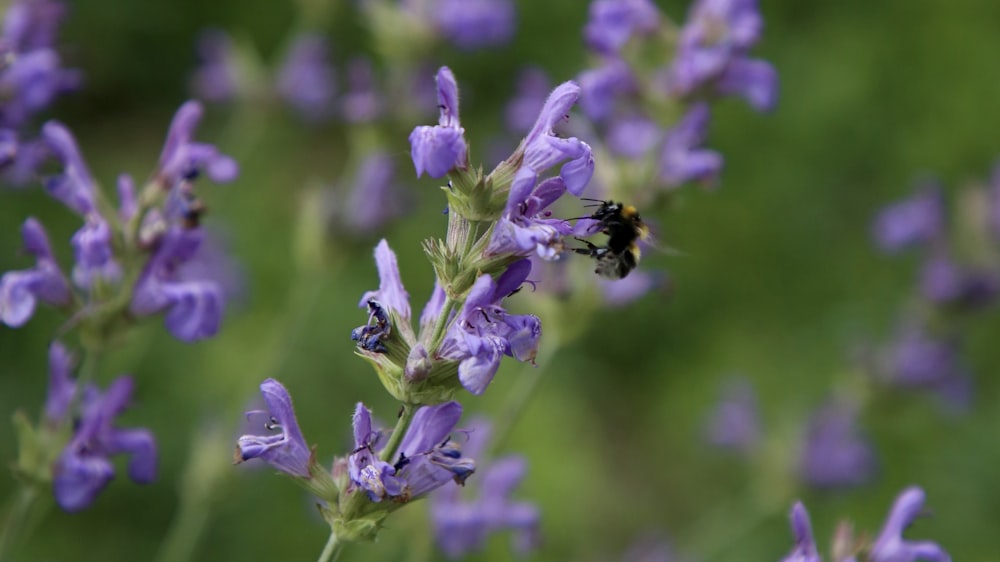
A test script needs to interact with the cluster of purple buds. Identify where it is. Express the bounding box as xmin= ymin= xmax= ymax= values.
xmin=0 ymin=100 xmax=238 ymax=342
xmin=0 ymin=0 xmax=80 ymax=181
xmin=577 ymin=0 xmax=776 ymax=190
xmin=781 ymin=486 xmax=951 ymax=562
xmin=11 ymin=343 xmax=158 ymax=512
xmin=370 ymin=0 xmax=516 ymax=52
xmin=871 ymin=169 xmax=1000 ymax=406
